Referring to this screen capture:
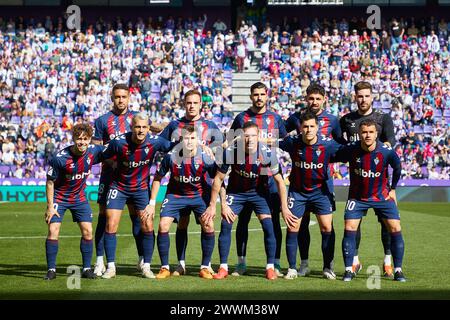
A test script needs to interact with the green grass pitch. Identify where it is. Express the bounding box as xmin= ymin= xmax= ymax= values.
xmin=0 ymin=201 xmax=449 ymax=300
